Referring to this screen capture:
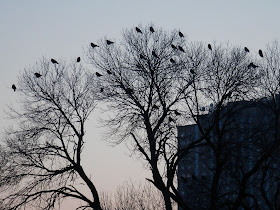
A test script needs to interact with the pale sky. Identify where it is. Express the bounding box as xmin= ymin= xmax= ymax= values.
xmin=1 ymin=0 xmax=280 ymax=207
